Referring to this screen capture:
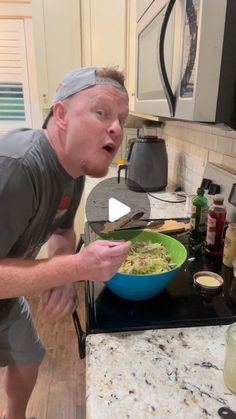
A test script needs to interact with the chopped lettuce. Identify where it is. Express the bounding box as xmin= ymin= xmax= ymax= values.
xmin=118 ymin=241 xmax=175 ymax=275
